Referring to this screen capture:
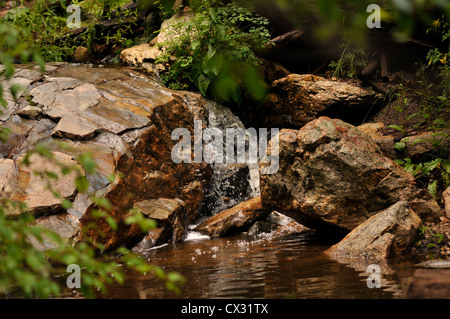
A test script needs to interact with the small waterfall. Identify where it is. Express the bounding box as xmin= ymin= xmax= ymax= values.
xmin=200 ymin=100 xmax=260 ymax=216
